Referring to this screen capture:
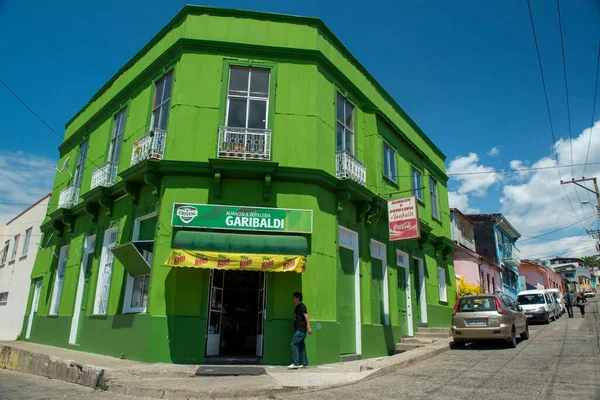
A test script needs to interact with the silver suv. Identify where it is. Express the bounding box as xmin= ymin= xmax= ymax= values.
xmin=452 ymin=292 xmax=529 ymax=348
